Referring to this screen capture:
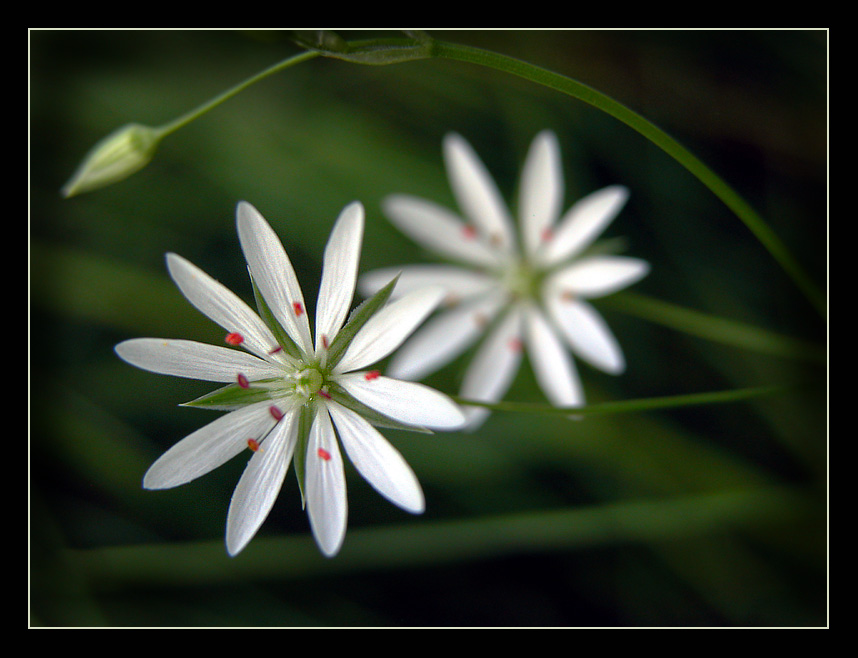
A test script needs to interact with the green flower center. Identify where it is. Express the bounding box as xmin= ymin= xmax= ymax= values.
xmin=292 ymin=366 xmax=325 ymax=399
xmin=501 ymin=258 xmax=541 ymax=301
